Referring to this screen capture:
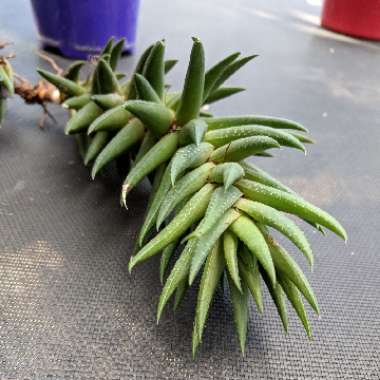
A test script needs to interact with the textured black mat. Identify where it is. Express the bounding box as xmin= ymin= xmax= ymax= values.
xmin=1 ymin=0 xmax=380 ymax=379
